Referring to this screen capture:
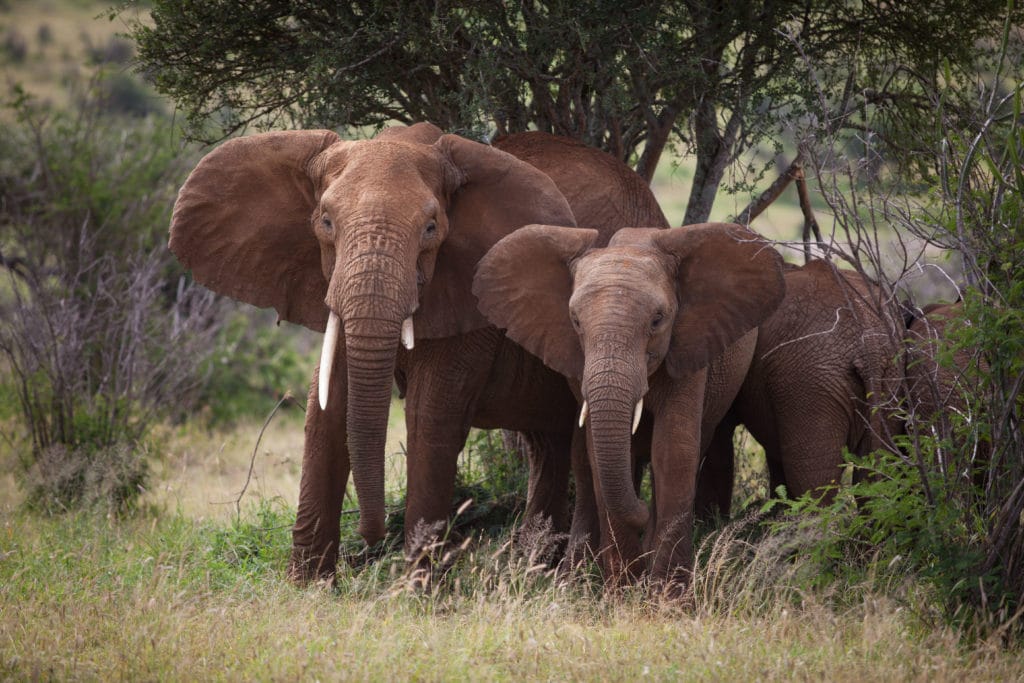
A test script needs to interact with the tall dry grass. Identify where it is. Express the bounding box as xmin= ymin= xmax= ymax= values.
xmin=0 ymin=412 xmax=1020 ymax=680
xmin=2 ymin=496 xmax=1021 ymax=681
